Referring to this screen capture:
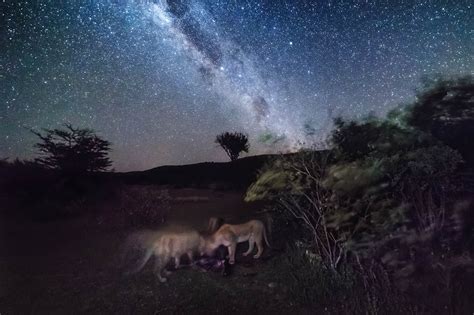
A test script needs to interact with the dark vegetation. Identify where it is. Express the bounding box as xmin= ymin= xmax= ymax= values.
xmin=246 ymin=75 xmax=474 ymax=313
xmin=0 ymin=154 xmax=268 ymax=222
xmin=215 ymin=131 xmax=250 ymax=161
xmin=32 ymin=123 xmax=112 ymax=174
xmin=1 ymin=76 xmax=474 ymax=313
